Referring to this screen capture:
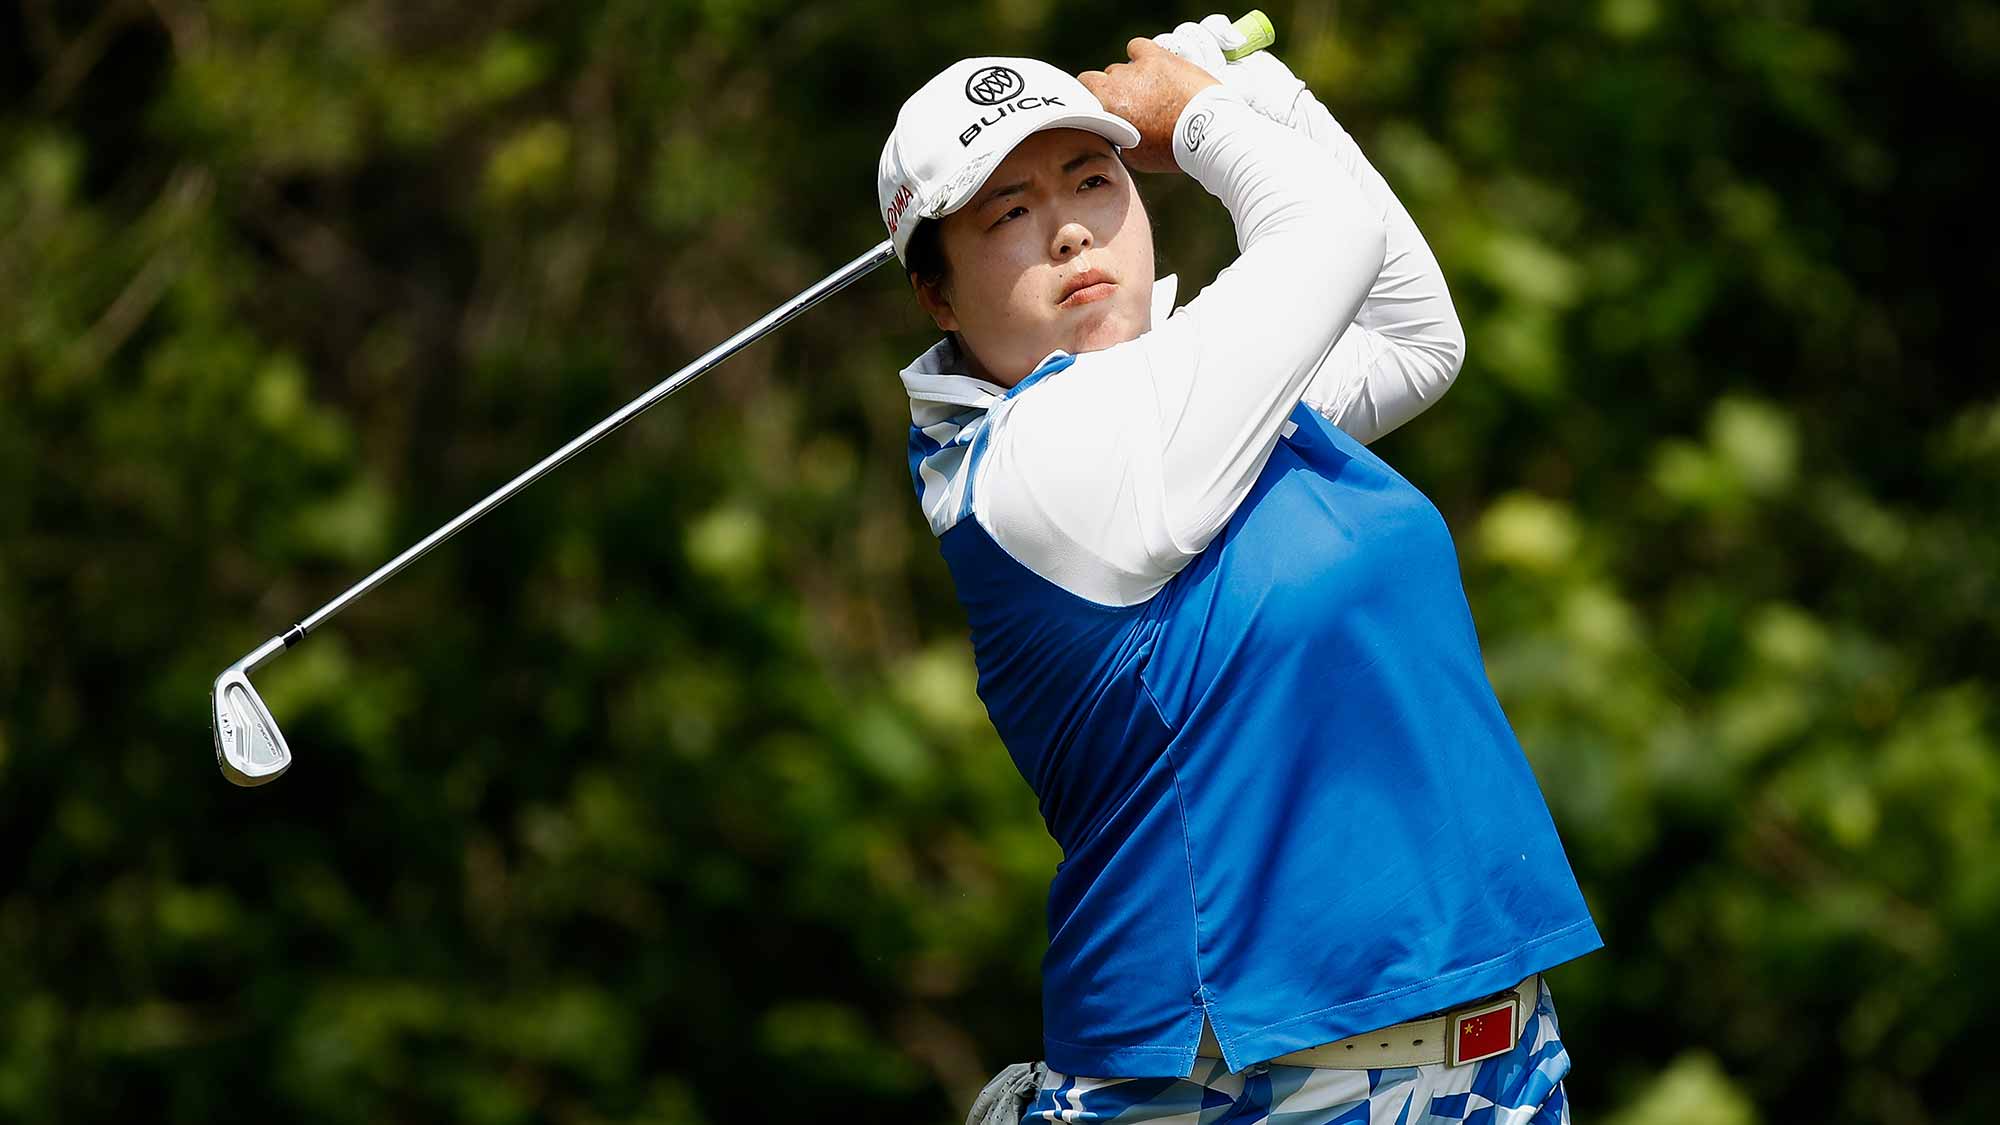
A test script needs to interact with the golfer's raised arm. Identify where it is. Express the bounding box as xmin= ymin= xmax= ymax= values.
xmin=1150 ymin=17 xmax=1466 ymax=444
xmin=983 ymin=48 xmax=1384 ymax=601
xmin=1144 ymin=88 xmax=1386 ymax=545
xmin=1290 ymin=81 xmax=1465 ymax=442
